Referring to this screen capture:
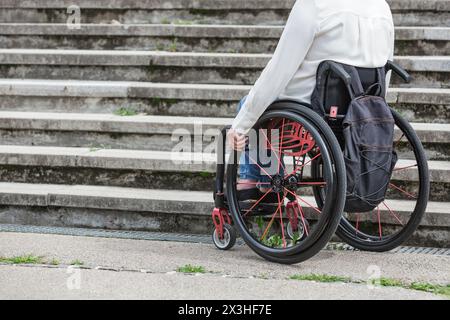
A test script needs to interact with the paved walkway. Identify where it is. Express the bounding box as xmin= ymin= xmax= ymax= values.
xmin=0 ymin=232 xmax=449 ymax=300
